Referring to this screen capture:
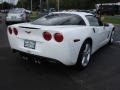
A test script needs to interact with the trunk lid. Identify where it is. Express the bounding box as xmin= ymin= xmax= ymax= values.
xmin=7 ymin=13 xmax=21 ymax=18
xmin=12 ymin=23 xmax=85 ymax=42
